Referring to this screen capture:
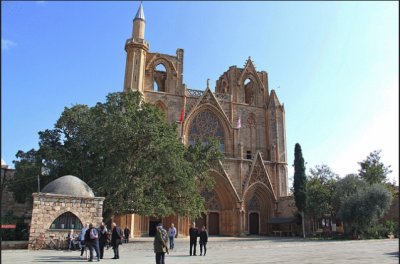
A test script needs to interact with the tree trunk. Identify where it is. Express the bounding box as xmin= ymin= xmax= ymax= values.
xmin=301 ymin=211 xmax=306 ymax=239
